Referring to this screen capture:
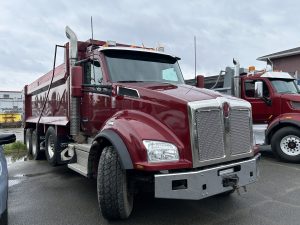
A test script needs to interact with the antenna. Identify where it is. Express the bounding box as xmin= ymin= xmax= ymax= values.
xmin=90 ymin=16 xmax=96 ymax=83
xmin=90 ymin=16 xmax=94 ymax=40
xmin=194 ymin=36 xmax=197 ymax=79
xmin=267 ymin=57 xmax=273 ymax=71
xmin=186 ymin=36 xmax=197 ymax=96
